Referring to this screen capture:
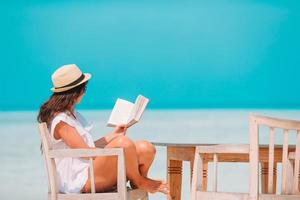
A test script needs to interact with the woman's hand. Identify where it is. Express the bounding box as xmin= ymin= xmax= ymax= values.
xmin=94 ymin=124 xmax=128 ymax=148
xmin=113 ymin=124 xmax=127 ymax=136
